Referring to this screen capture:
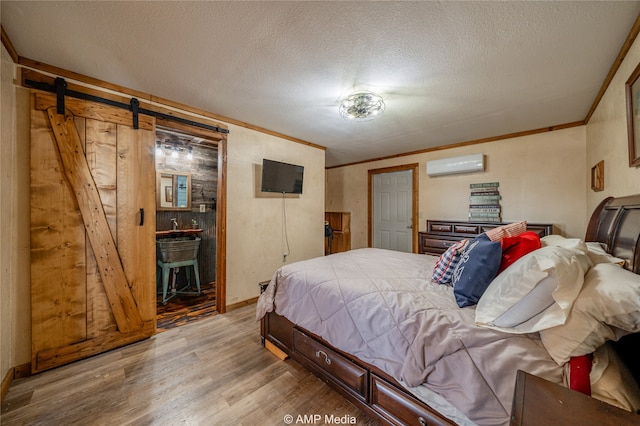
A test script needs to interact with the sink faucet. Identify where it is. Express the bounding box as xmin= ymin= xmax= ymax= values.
xmin=171 ymin=218 xmax=178 ymax=230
